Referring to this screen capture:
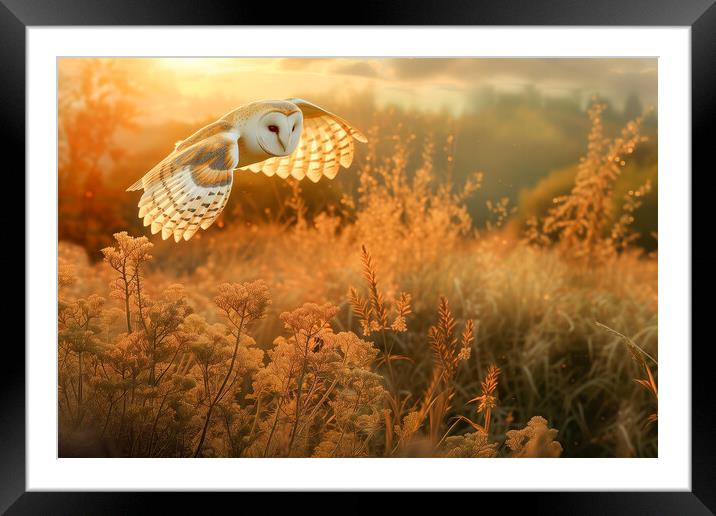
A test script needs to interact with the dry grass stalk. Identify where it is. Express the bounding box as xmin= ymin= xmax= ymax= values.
xmin=429 ymin=296 xmax=459 ymax=382
xmin=420 ymin=296 xmax=475 ymax=446
xmin=361 ymin=244 xmax=389 ymax=331
xmin=468 ymin=364 xmax=501 ymax=434
xmin=596 ymin=322 xmax=658 ymax=426
xmin=348 ymin=245 xmax=412 ymax=379
xmin=539 ymin=102 xmax=651 ymax=263
xmin=610 ymin=181 xmax=652 ymax=253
